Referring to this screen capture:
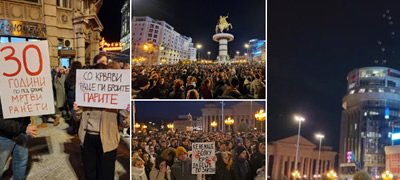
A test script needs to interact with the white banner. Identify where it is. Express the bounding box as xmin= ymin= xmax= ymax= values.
xmin=76 ymin=69 xmax=130 ymax=109
xmin=192 ymin=142 xmax=216 ymax=174
xmin=0 ymin=41 xmax=55 ymax=119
